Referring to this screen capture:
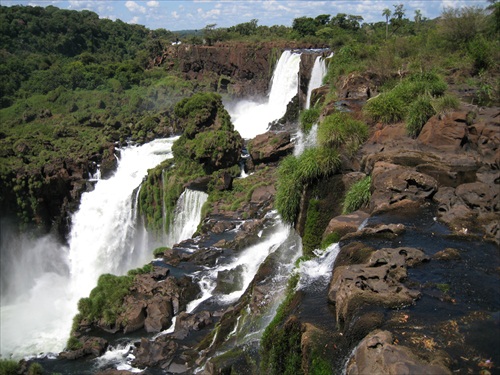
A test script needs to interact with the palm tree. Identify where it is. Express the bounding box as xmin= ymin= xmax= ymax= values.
xmin=383 ymin=8 xmax=392 ymax=39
